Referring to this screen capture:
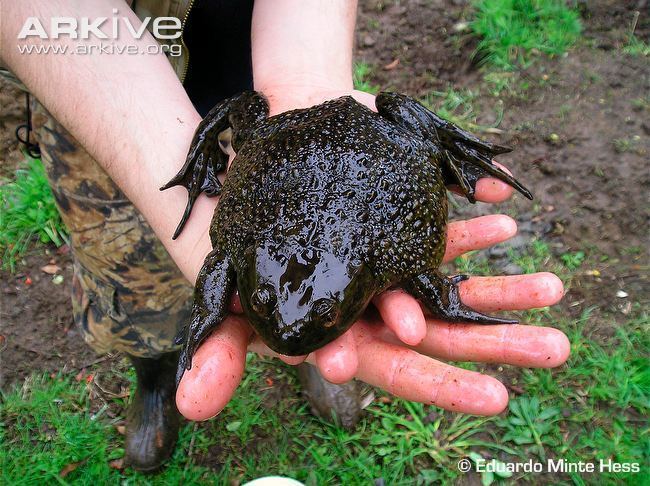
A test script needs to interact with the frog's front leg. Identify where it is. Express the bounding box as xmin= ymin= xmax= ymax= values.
xmin=375 ymin=92 xmax=532 ymax=203
xmin=175 ymin=248 xmax=235 ymax=386
xmin=161 ymin=91 xmax=268 ymax=239
xmin=404 ymin=271 xmax=517 ymax=325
